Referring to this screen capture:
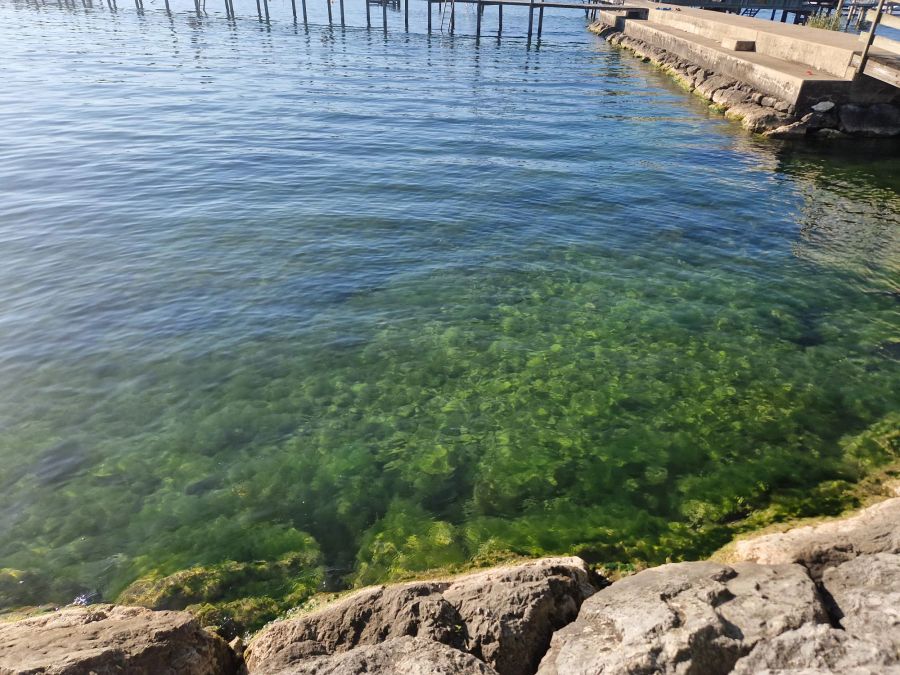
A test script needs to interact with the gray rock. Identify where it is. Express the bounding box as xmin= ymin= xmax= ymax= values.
xmin=442 ymin=557 xmax=596 ymax=675
xmin=726 ymin=498 xmax=900 ymax=580
xmin=765 ymin=120 xmax=810 ymax=137
xmin=725 ymin=104 xmax=792 ymax=133
xmin=732 ymin=623 xmax=900 ymax=674
xmin=812 ymin=101 xmax=836 ymax=112
xmin=245 ymin=582 xmax=464 ymax=671
xmin=816 ymin=128 xmax=846 ymax=138
xmin=247 ymin=557 xmax=598 ymax=675
xmin=0 ymin=604 xmax=241 ymax=675
xmin=267 ymin=637 xmax=499 ymax=675
xmin=696 ymin=75 xmax=737 ymax=99
xmin=537 ymin=561 xmax=827 ymax=675
xmin=839 ymin=103 xmax=900 ymax=136
xmin=712 ymin=87 xmax=752 ymax=108
xmin=823 ymin=552 xmax=900 ymax=647
xmin=760 ymin=96 xmax=777 ymax=108
xmin=774 ymin=100 xmax=792 ymax=112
